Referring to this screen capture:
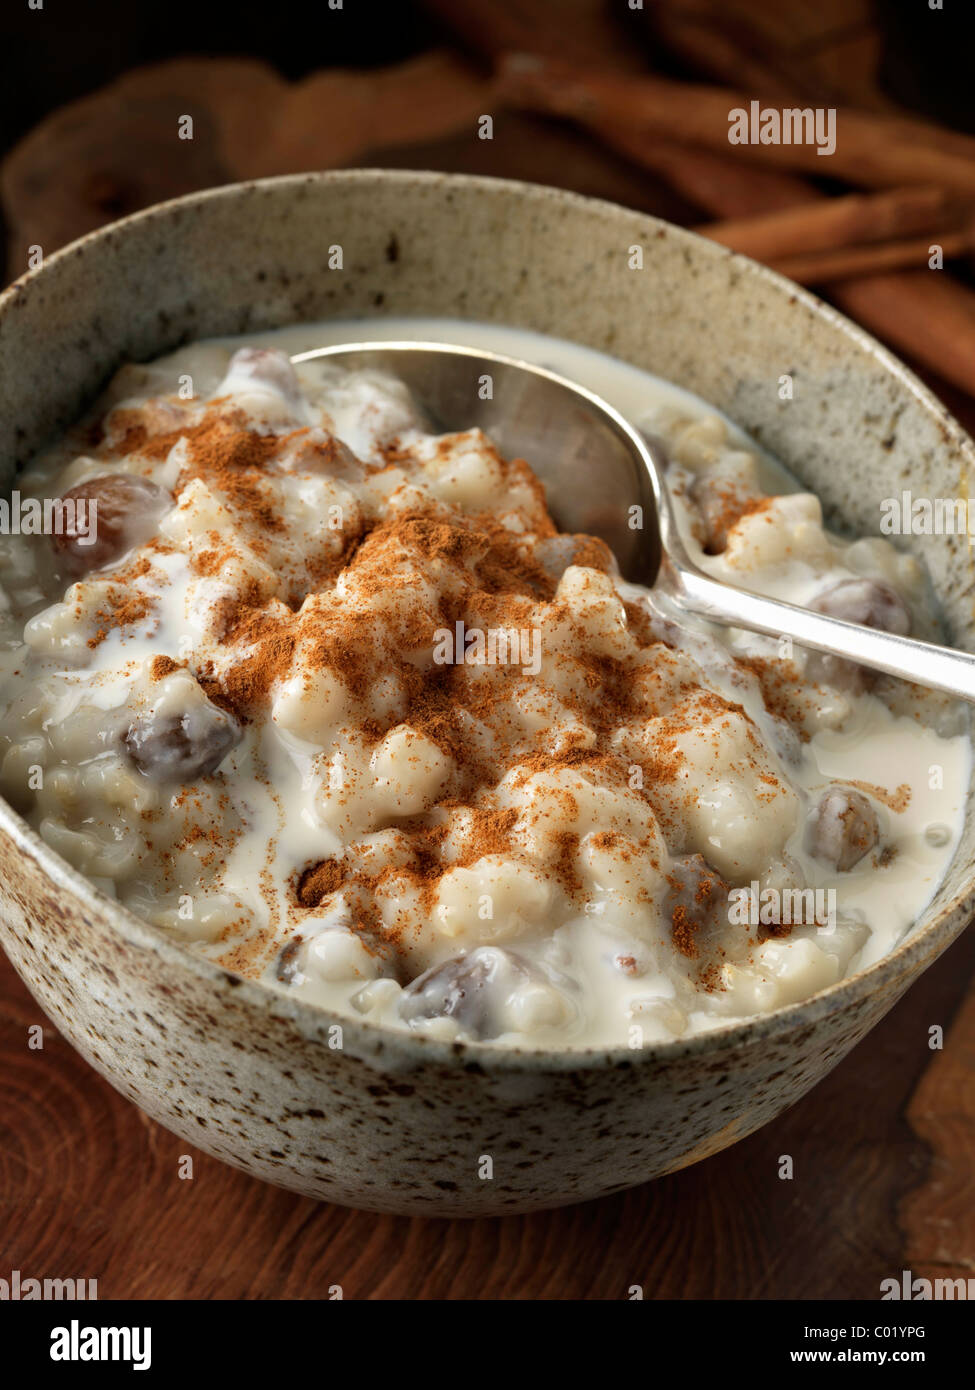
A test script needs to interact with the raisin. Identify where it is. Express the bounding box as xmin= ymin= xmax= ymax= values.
xmin=689 ymin=475 xmax=759 ymax=555
xmin=124 ymin=699 xmax=240 ymax=783
xmin=276 ymin=936 xmax=305 ymax=984
xmin=52 ymin=473 xmax=168 ymax=576
xmin=806 ymin=579 xmax=911 ymax=691
xmin=664 ymin=854 xmax=732 ymax=960
xmin=806 ymin=787 xmax=879 ymax=871
xmin=224 ymin=347 xmax=302 ymax=405
xmin=399 ymin=947 xmax=530 ymax=1040
xmin=809 ymin=578 xmax=911 ymax=634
